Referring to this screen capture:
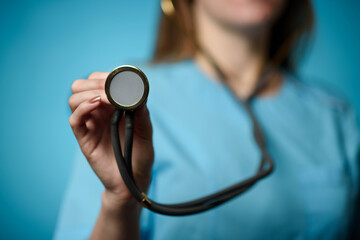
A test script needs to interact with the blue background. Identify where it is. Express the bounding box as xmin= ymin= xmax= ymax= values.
xmin=0 ymin=0 xmax=359 ymax=239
